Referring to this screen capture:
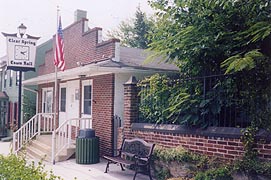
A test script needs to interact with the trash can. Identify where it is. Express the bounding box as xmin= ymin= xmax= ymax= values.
xmin=76 ymin=128 xmax=100 ymax=164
